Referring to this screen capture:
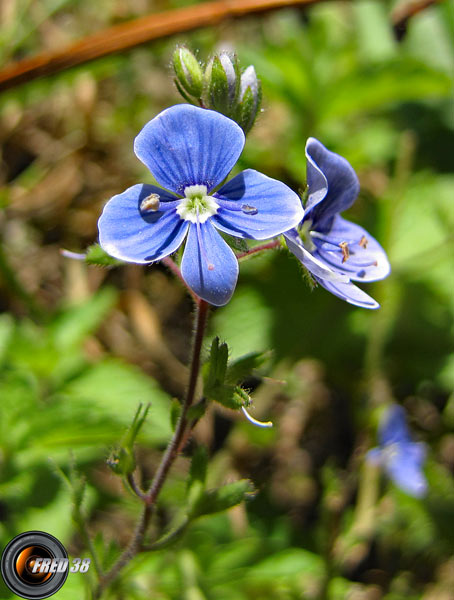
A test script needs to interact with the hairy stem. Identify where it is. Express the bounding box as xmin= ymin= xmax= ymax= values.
xmin=95 ymin=299 xmax=210 ymax=598
xmin=236 ymin=238 xmax=281 ymax=260
xmin=162 ymin=256 xmax=198 ymax=302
